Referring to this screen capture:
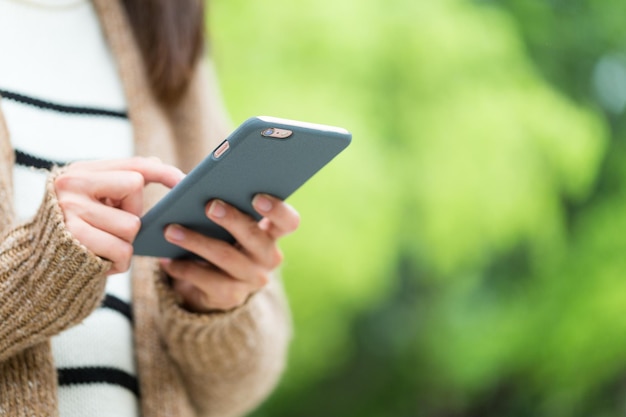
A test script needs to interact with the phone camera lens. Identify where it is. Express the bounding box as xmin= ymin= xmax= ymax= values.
xmin=262 ymin=128 xmax=275 ymax=137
